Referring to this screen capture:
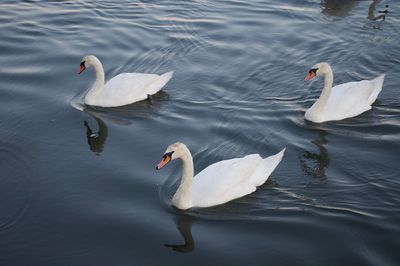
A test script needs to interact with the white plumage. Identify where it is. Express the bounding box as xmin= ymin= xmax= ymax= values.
xmin=304 ymin=62 xmax=384 ymax=123
xmin=156 ymin=142 xmax=285 ymax=210
xmin=79 ymin=55 xmax=173 ymax=107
